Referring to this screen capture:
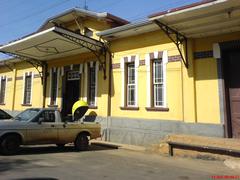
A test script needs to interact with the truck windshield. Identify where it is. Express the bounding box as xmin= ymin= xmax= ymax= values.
xmin=14 ymin=109 xmax=40 ymax=122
